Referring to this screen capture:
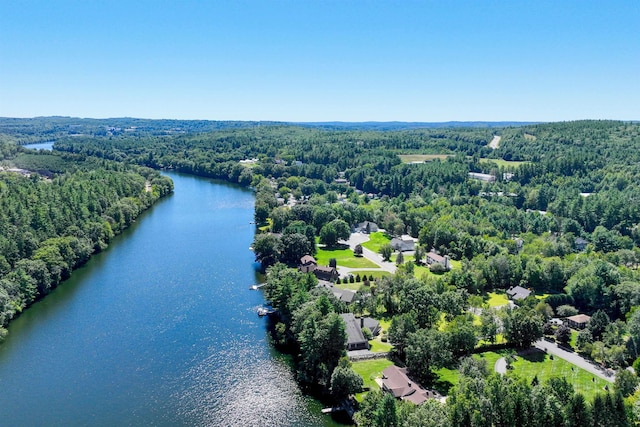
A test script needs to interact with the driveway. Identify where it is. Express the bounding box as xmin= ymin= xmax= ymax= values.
xmin=534 ymin=339 xmax=615 ymax=383
xmin=341 ymin=233 xmax=397 ymax=274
